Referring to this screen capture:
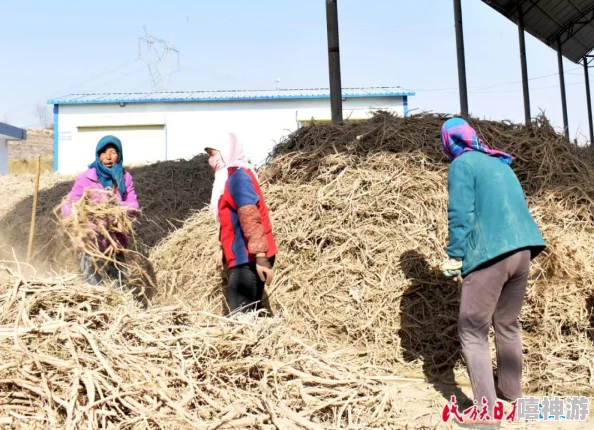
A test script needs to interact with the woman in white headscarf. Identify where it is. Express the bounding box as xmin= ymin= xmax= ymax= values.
xmin=205 ymin=133 xmax=277 ymax=313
